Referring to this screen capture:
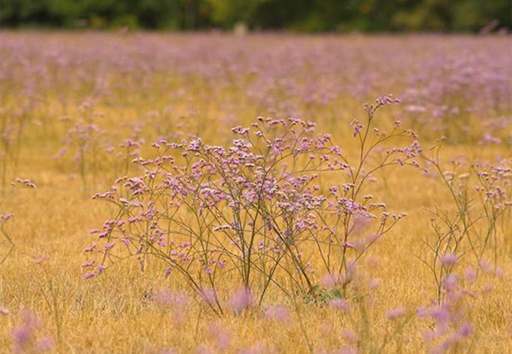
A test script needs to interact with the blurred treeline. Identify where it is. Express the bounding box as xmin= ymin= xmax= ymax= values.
xmin=0 ymin=0 xmax=510 ymax=32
